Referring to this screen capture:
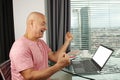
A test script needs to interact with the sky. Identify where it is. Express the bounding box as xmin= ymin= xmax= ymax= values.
xmin=71 ymin=0 xmax=120 ymax=28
